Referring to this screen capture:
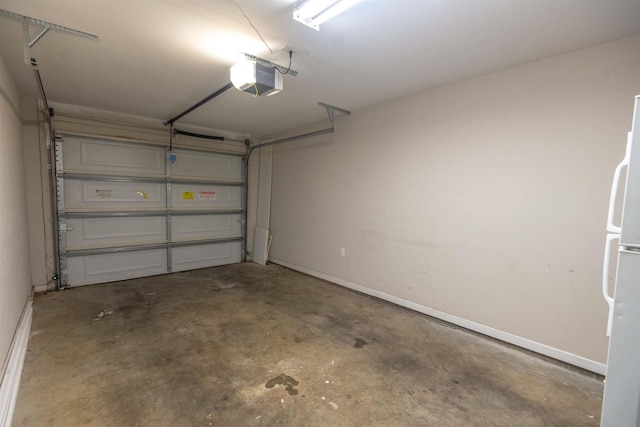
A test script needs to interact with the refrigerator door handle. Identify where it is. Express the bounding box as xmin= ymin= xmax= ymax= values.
xmin=606 ymin=132 xmax=632 ymax=233
xmin=602 ymin=233 xmax=620 ymax=336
